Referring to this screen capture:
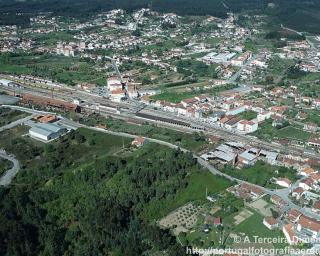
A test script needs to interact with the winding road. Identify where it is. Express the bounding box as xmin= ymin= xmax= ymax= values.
xmin=0 ymin=150 xmax=20 ymax=186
